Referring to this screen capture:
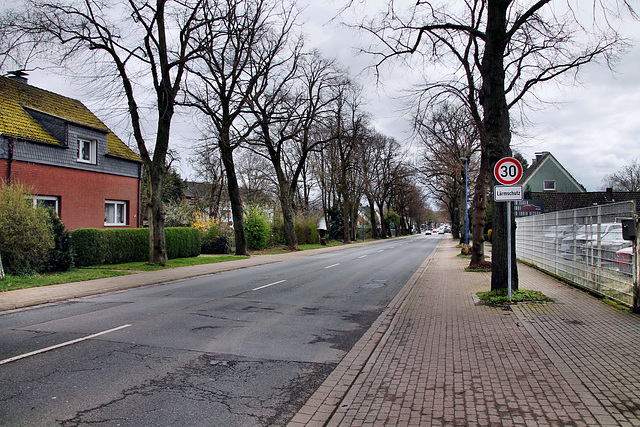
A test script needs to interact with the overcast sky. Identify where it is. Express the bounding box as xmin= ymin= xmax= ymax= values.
xmin=299 ymin=0 xmax=640 ymax=192
xmin=7 ymin=0 xmax=640 ymax=192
